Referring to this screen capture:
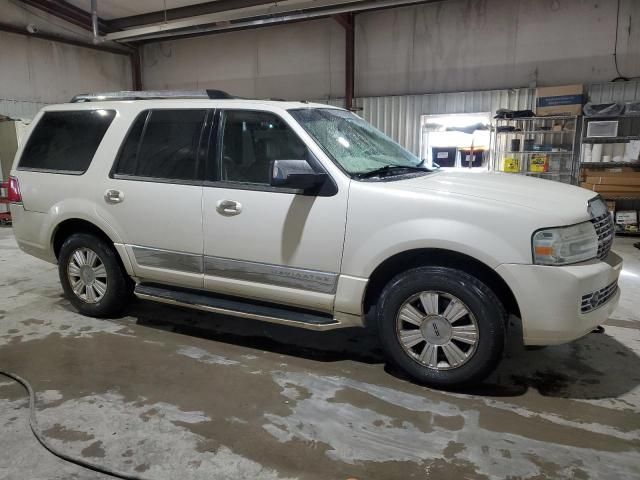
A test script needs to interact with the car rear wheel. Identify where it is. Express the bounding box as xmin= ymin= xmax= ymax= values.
xmin=58 ymin=233 xmax=132 ymax=317
xmin=376 ymin=266 xmax=506 ymax=388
